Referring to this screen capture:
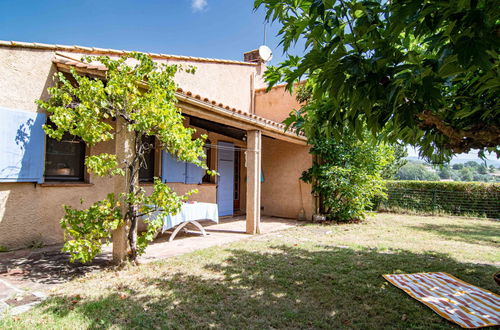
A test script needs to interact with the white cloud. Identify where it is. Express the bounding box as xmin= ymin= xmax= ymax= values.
xmin=191 ymin=0 xmax=207 ymax=12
